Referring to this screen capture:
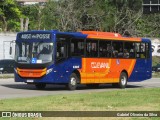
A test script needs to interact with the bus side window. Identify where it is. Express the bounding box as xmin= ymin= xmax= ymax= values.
xmin=86 ymin=40 xmax=98 ymax=57
xmin=99 ymin=41 xmax=112 ymax=57
xmin=124 ymin=42 xmax=135 ymax=58
xmin=56 ymin=41 xmax=66 ymax=62
xmin=112 ymin=41 xmax=123 ymax=58
xmin=146 ymin=43 xmax=150 ymax=58
xmin=135 ymin=43 xmax=146 ymax=59
xmin=71 ymin=39 xmax=84 ymax=57
xmin=140 ymin=43 xmax=146 ymax=58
